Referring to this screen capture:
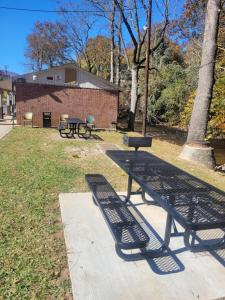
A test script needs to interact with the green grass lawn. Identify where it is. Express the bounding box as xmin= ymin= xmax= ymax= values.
xmin=0 ymin=128 xmax=224 ymax=299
